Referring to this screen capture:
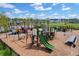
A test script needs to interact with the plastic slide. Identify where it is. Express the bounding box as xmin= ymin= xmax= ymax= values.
xmin=38 ymin=31 xmax=55 ymax=50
